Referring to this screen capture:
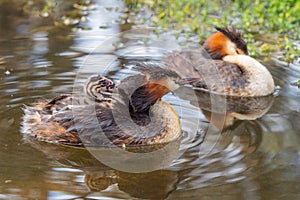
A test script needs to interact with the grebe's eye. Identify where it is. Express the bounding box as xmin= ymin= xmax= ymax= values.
xmin=174 ymin=77 xmax=181 ymax=84
xmin=235 ymin=49 xmax=239 ymax=54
